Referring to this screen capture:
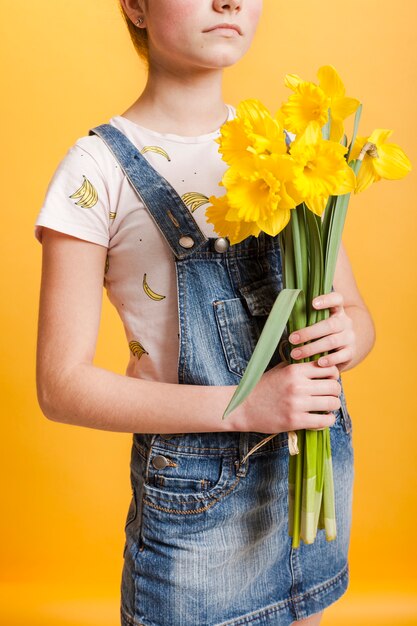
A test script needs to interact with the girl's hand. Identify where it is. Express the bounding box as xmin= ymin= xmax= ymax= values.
xmin=288 ymin=291 xmax=356 ymax=372
xmin=237 ymin=361 xmax=340 ymax=434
